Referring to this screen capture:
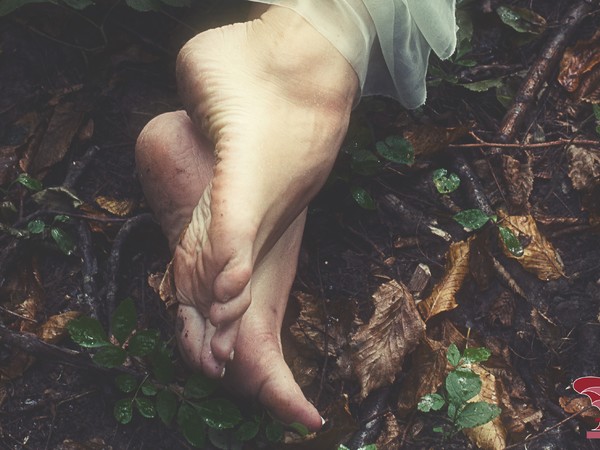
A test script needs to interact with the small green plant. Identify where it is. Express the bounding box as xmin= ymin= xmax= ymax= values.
xmin=0 ymin=0 xmax=191 ymax=16
xmin=338 ymin=444 xmax=377 ymax=450
xmin=418 ymin=343 xmax=501 ymax=439
xmin=432 ymin=168 xmax=461 ymax=194
xmin=593 ymin=104 xmax=600 ymax=136
xmin=67 ymin=298 xmax=305 ymax=448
